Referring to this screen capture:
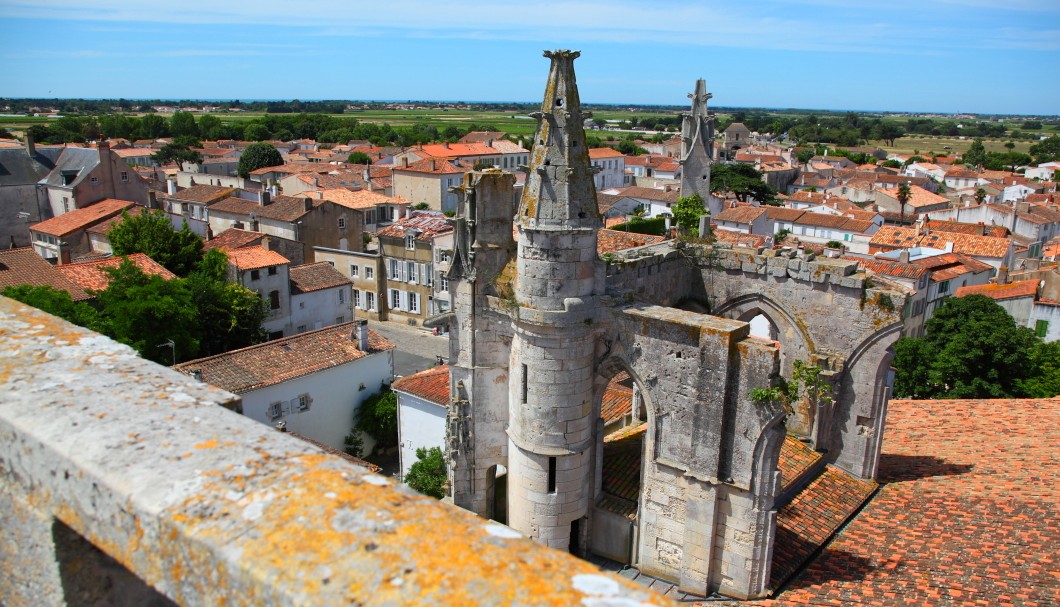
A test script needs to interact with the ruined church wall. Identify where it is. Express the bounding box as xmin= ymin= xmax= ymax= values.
xmin=603 ymin=247 xmax=699 ymax=307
